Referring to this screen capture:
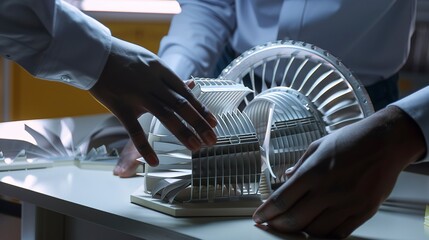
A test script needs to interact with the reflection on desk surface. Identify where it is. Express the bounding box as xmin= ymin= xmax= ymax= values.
xmin=0 ymin=112 xmax=427 ymax=239
xmin=0 ymin=166 xmax=427 ymax=240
